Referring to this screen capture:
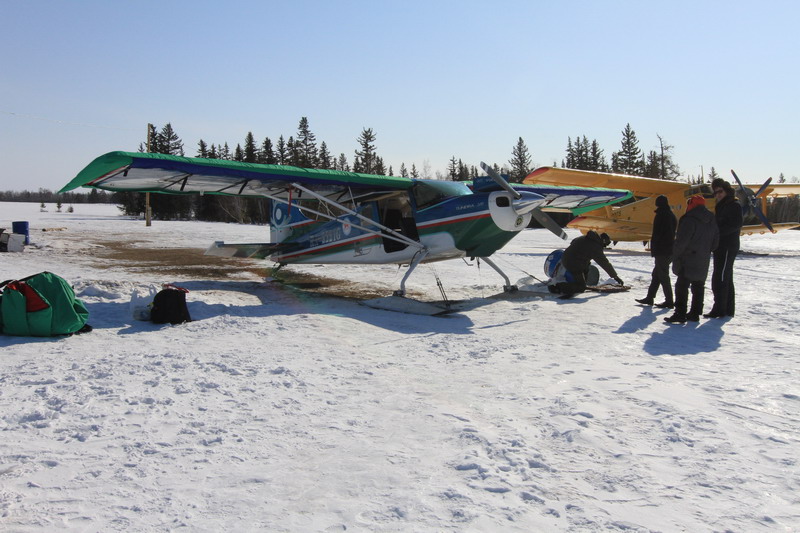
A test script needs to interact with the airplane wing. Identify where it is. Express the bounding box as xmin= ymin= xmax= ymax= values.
xmin=524 ymin=166 xmax=686 ymax=197
xmin=469 ymin=175 xmax=632 ymax=214
xmin=741 ymin=222 xmax=800 ymax=236
xmin=512 ymin=183 xmax=632 ymax=214
xmin=59 ymin=151 xmax=414 ymax=200
xmin=566 ymin=215 xmax=653 ymax=242
xmin=743 ymin=183 xmax=800 ymax=197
